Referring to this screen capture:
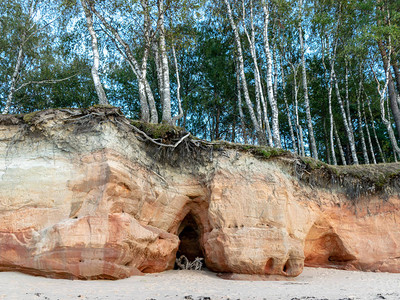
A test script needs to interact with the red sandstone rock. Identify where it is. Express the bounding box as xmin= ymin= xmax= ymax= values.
xmin=0 ymin=109 xmax=399 ymax=279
